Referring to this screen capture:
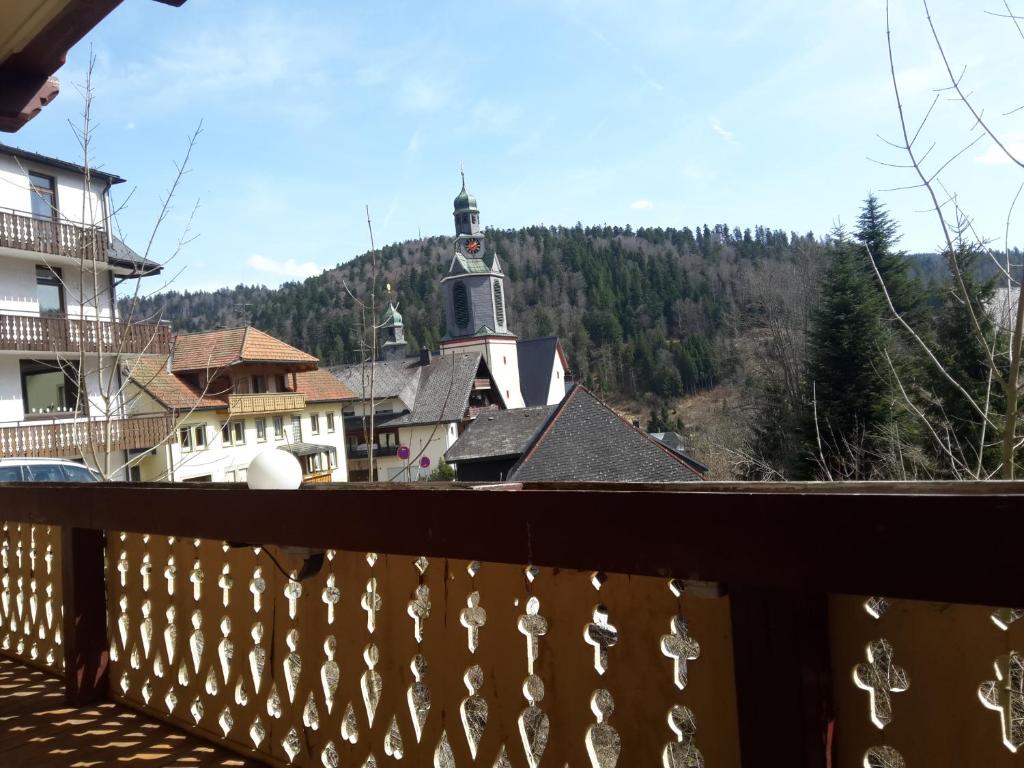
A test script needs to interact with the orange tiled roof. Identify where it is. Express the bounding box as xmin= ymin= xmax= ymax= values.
xmin=171 ymin=327 xmax=318 ymax=373
xmin=294 ymin=369 xmax=357 ymax=403
xmin=128 ymin=358 xmax=229 ymax=412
